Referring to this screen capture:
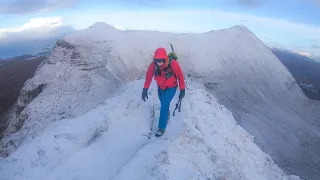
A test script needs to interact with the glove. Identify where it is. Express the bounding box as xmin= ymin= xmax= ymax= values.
xmin=142 ymin=88 xmax=148 ymax=101
xmin=168 ymin=52 xmax=178 ymax=61
xmin=179 ymin=89 xmax=185 ymax=100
